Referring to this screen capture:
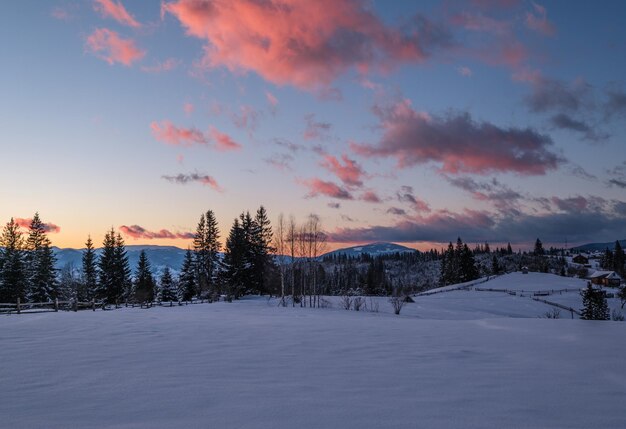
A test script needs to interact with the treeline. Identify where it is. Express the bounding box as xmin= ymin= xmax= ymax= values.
xmin=0 ymin=214 xmax=58 ymax=303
